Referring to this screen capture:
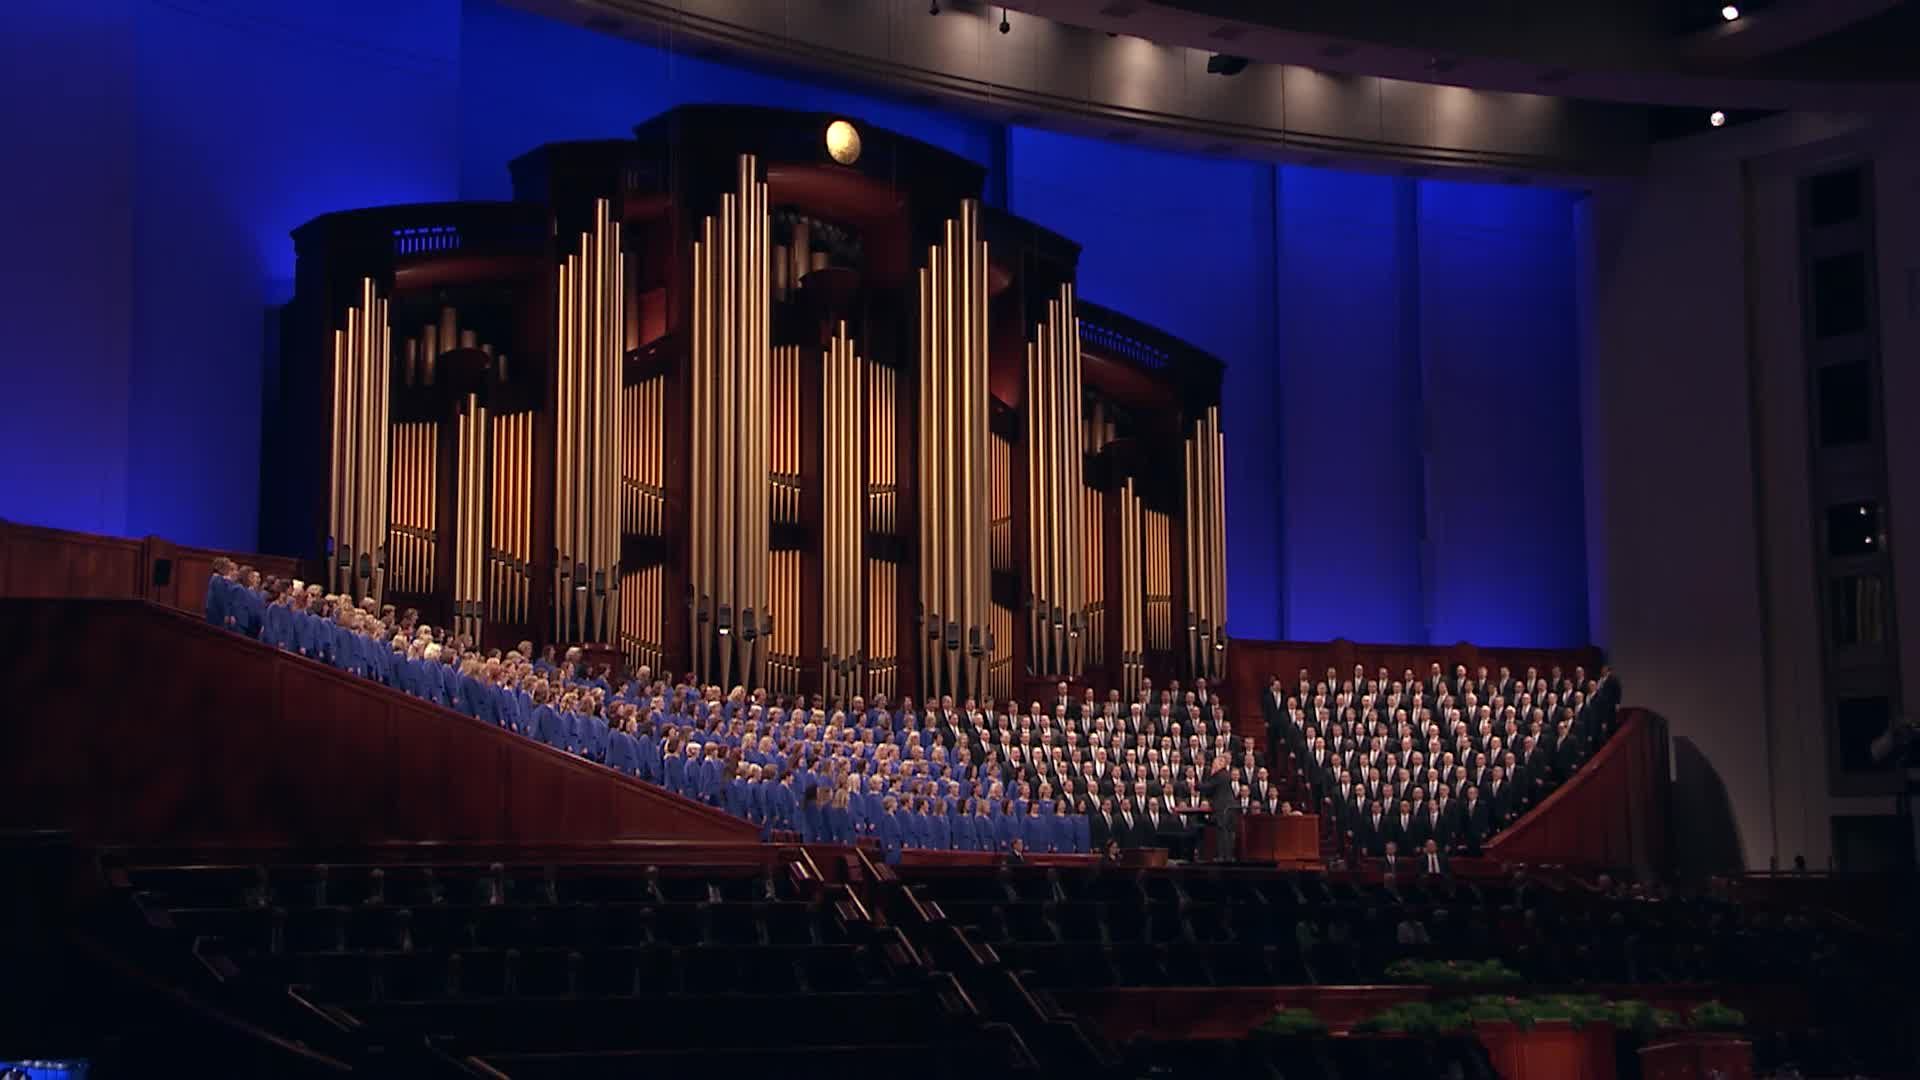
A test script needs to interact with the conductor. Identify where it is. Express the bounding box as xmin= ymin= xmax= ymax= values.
xmin=1203 ymin=751 xmax=1240 ymax=862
